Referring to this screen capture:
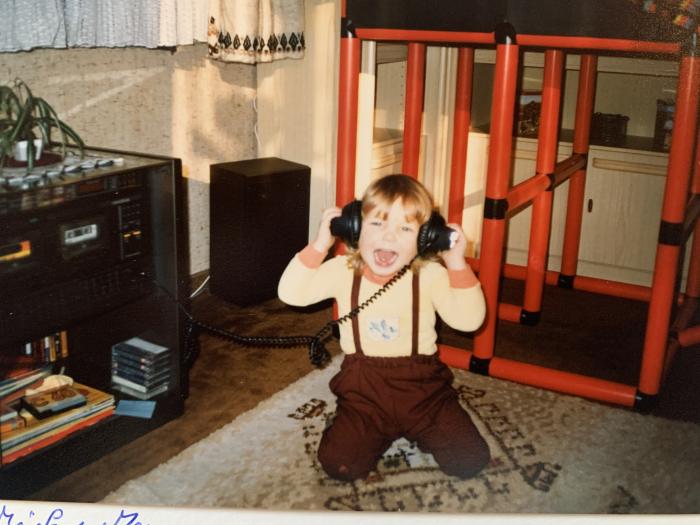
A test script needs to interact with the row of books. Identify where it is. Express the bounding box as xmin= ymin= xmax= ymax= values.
xmin=0 ymin=329 xmax=70 ymax=404
xmin=1 ymin=382 xmax=114 ymax=465
xmin=22 ymin=330 xmax=69 ymax=363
